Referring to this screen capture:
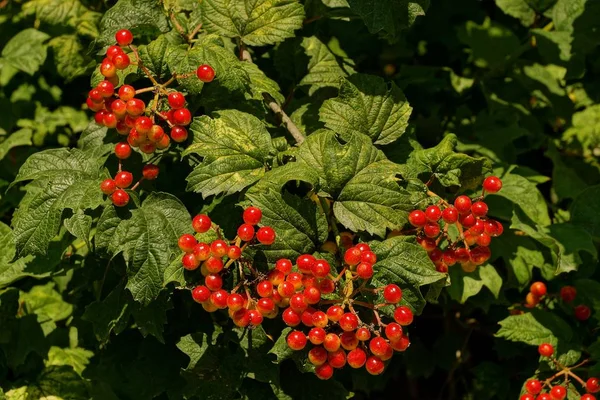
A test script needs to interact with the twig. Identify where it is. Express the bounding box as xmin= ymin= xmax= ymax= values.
xmin=263 ymin=93 xmax=305 ymax=144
